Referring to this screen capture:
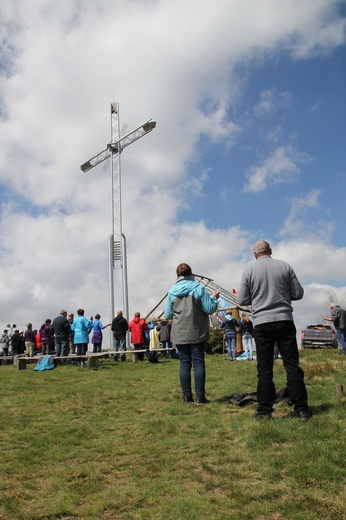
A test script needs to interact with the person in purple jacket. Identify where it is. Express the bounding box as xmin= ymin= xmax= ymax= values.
xmin=91 ymin=314 xmax=110 ymax=353
xmin=39 ymin=319 xmax=53 ymax=355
